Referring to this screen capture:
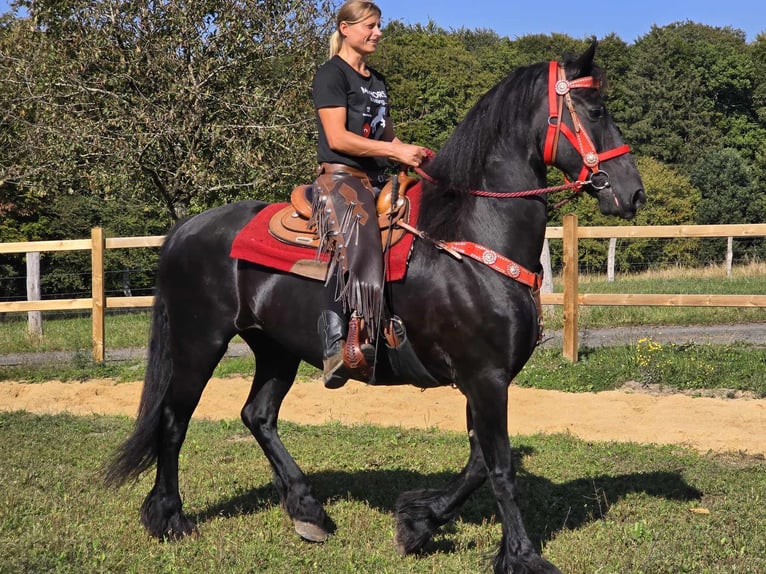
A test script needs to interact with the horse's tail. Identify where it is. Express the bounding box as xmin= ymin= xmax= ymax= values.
xmin=103 ymin=289 xmax=173 ymax=488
